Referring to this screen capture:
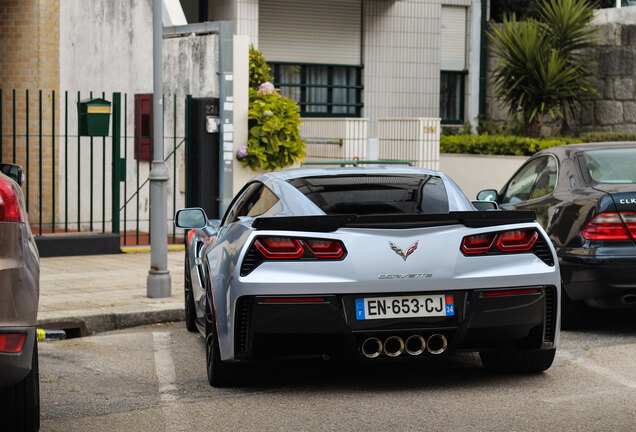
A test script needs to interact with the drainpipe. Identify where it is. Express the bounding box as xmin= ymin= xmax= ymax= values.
xmin=147 ymin=0 xmax=171 ymax=298
xmin=478 ymin=0 xmax=489 ymax=119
